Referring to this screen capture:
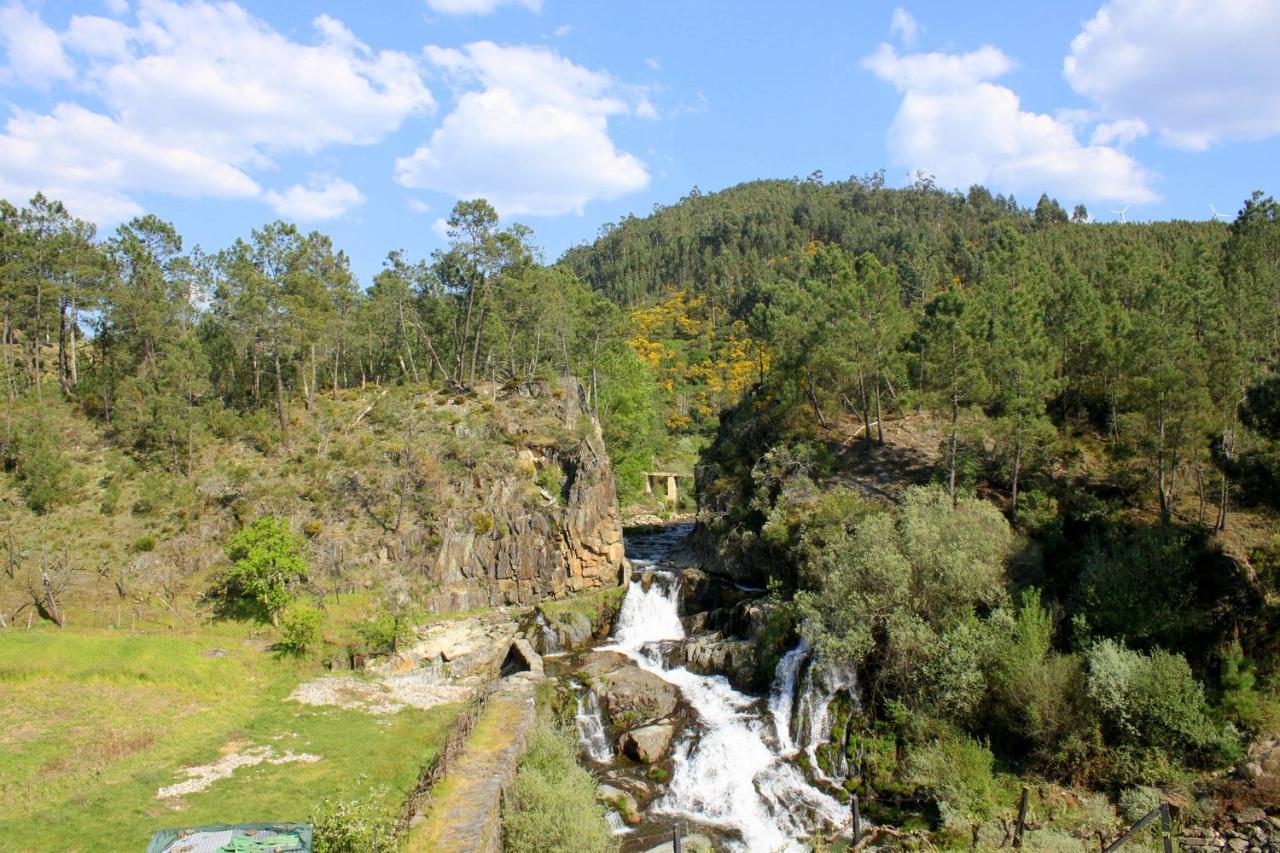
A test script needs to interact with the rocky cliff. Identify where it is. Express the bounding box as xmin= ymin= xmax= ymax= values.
xmin=420 ymin=381 xmax=627 ymax=612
